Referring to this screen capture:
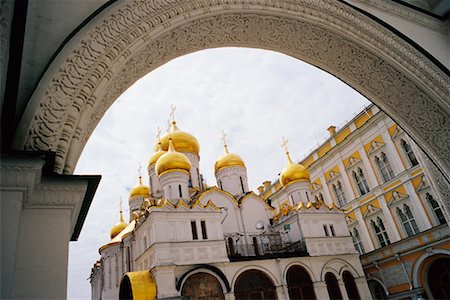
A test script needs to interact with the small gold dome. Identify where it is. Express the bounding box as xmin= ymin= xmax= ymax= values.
xmin=214 ymin=145 xmax=245 ymax=173
xmin=148 ymin=142 xmax=167 ymax=167
xmin=110 ymin=211 xmax=127 ymax=239
xmin=157 ymin=121 xmax=200 ymax=155
xmin=129 ymin=176 xmax=150 ymax=198
xmin=156 ymin=138 xmax=191 ymax=176
xmin=280 ymin=151 xmax=310 ymax=187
